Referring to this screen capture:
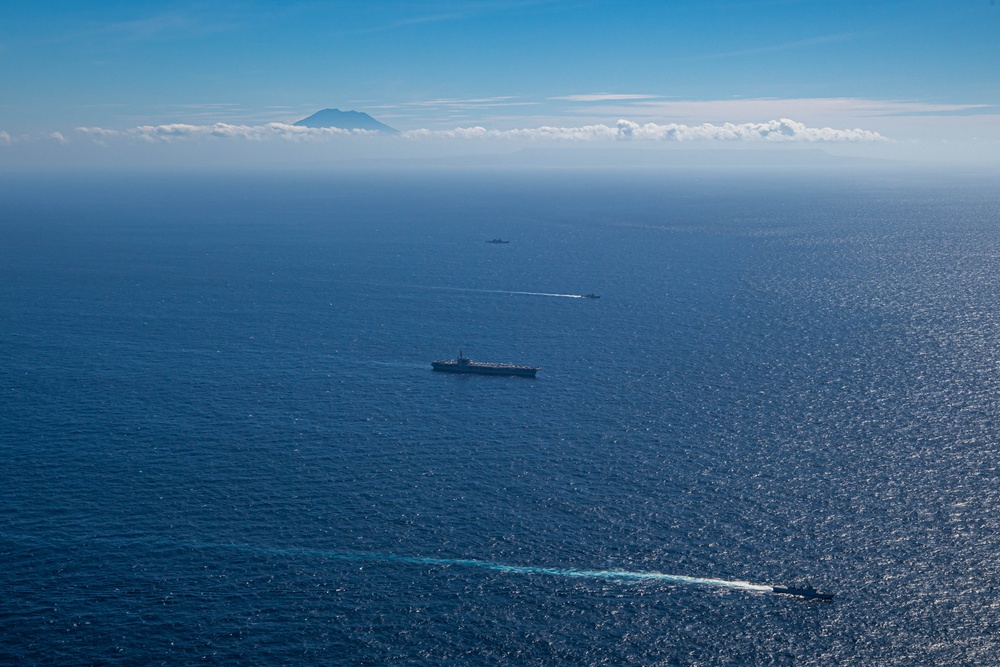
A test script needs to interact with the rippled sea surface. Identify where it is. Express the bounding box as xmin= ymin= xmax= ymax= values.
xmin=3 ymin=169 xmax=1000 ymax=665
